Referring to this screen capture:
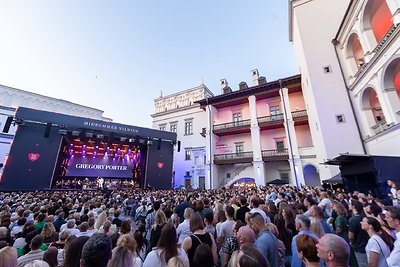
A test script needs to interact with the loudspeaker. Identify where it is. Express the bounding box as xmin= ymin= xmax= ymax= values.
xmin=157 ymin=139 xmax=161 ymax=150
xmin=44 ymin=123 xmax=52 ymax=138
xmin=177 ymin=140 xmax=181 ymax=152
xmin=2 ymin=116 xmax=13 ymax=133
